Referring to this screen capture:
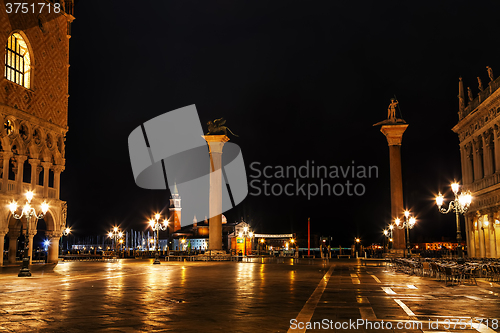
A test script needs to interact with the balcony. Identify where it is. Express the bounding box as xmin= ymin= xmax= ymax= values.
xmin=0 ymin=180 xmax=58 ymax=199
